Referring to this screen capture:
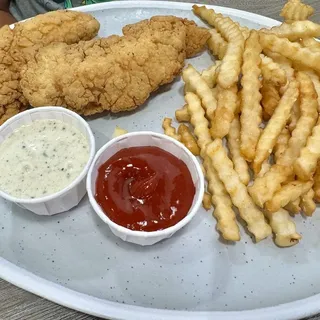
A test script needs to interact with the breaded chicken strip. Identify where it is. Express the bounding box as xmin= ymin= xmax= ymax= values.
xmin=11 ymin=10 xmax=100 ymax=63
xmin=122 ymin=16 xmax=210 ymax=58
xmin=21 ymin=17 xmax=209 ymax=116
xmin=0 ymin=10 xmax=100 ymax=125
